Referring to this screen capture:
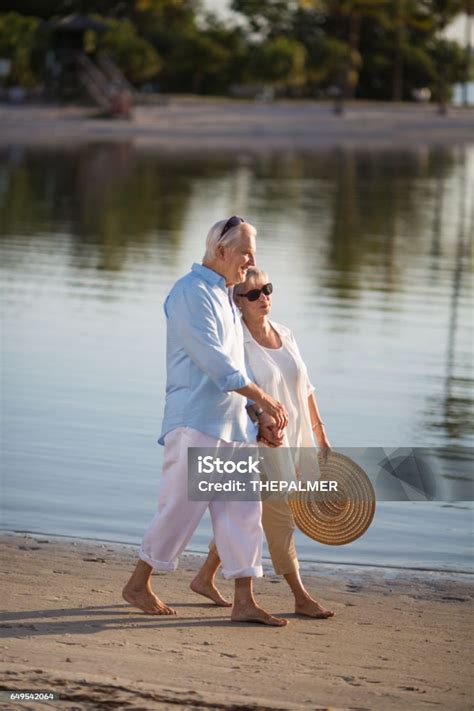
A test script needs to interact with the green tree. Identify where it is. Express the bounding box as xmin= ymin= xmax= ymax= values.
xmin=303 ymin=34 xmax=353 ymax=92
xmin=230 ymin=0 xmax=298 ymax=37
xmin=427 ymin=0 xmax=466 ymax=109
xmin=291 ymin=5 xmax=348 ymax=95
xmin=357 ymin=13 xmax=432 ymax=99
xmin=132 ymin=0 xmax=224 ymax=92
xmin=2 ymin=0 xmax=469 ymax=100
xmin=321 ymin=0 xmax=390 ymax=99
xmin=246 ymin=36 xmax=307 ymax=87
xmin=98 ymin=18 xmax=162 ymax=84
xmin=429 ymin=36 xmax=467 ymax=109
xmin=390 ymin=0 xmax=432 ymax=100
xmin=0 ymin=2 xmax=64 ymax=18
xmin=1 ymin=1 xmax=136 ymax=19
xmin=351 ymin=0 xmax=465 ymax=100
xmin=195 ymin=16 xmax=251 ymax=92
xmin=163 ymin=30 xmax=231 ymax=93
xmin=0 ymin=12 xmax=42 ymax=86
